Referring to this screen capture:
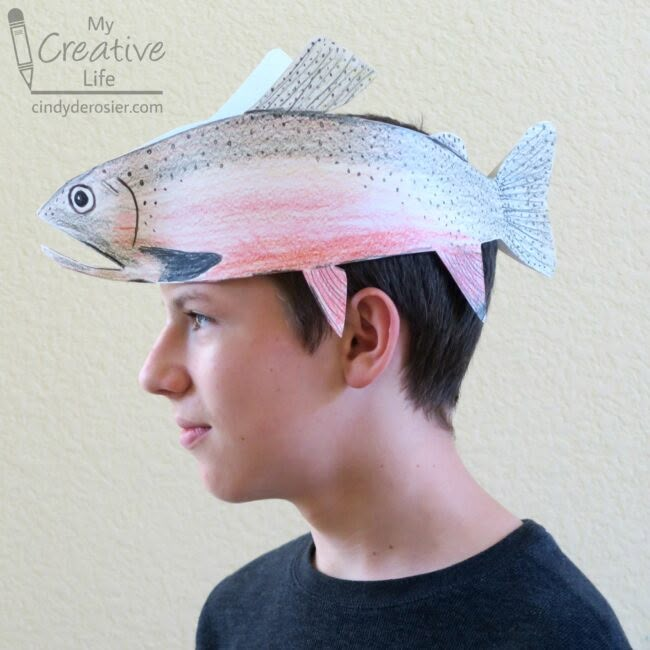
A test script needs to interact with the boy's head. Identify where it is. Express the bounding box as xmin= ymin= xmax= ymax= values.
xmin=138 ymin=114 xmax=497 ymax=504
